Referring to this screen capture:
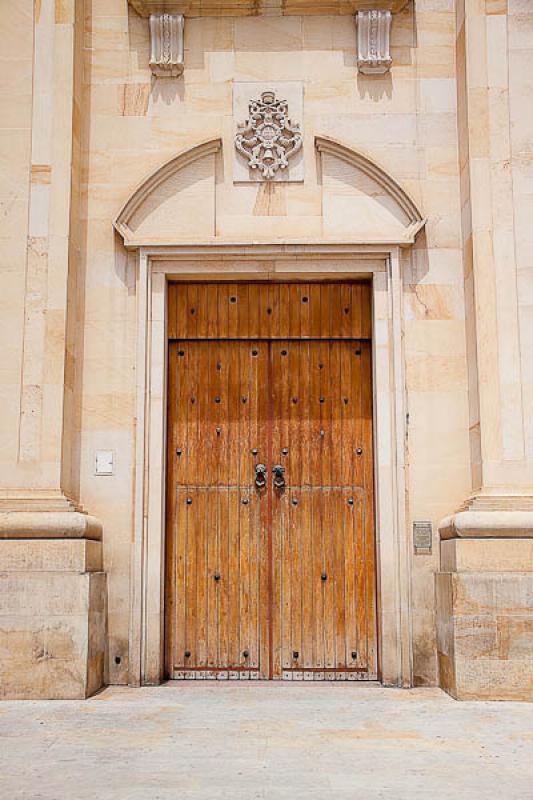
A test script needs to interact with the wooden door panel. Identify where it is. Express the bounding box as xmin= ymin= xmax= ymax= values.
xmin=168 ymin=282 xmax=372 ymax=340
xmin=270 ymin=340 xmax=376 ymax=679
xmin=166 ymin=341 xmax=269 ymax=678
xmin=166 ymin=284 xmax=376 ymax=681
